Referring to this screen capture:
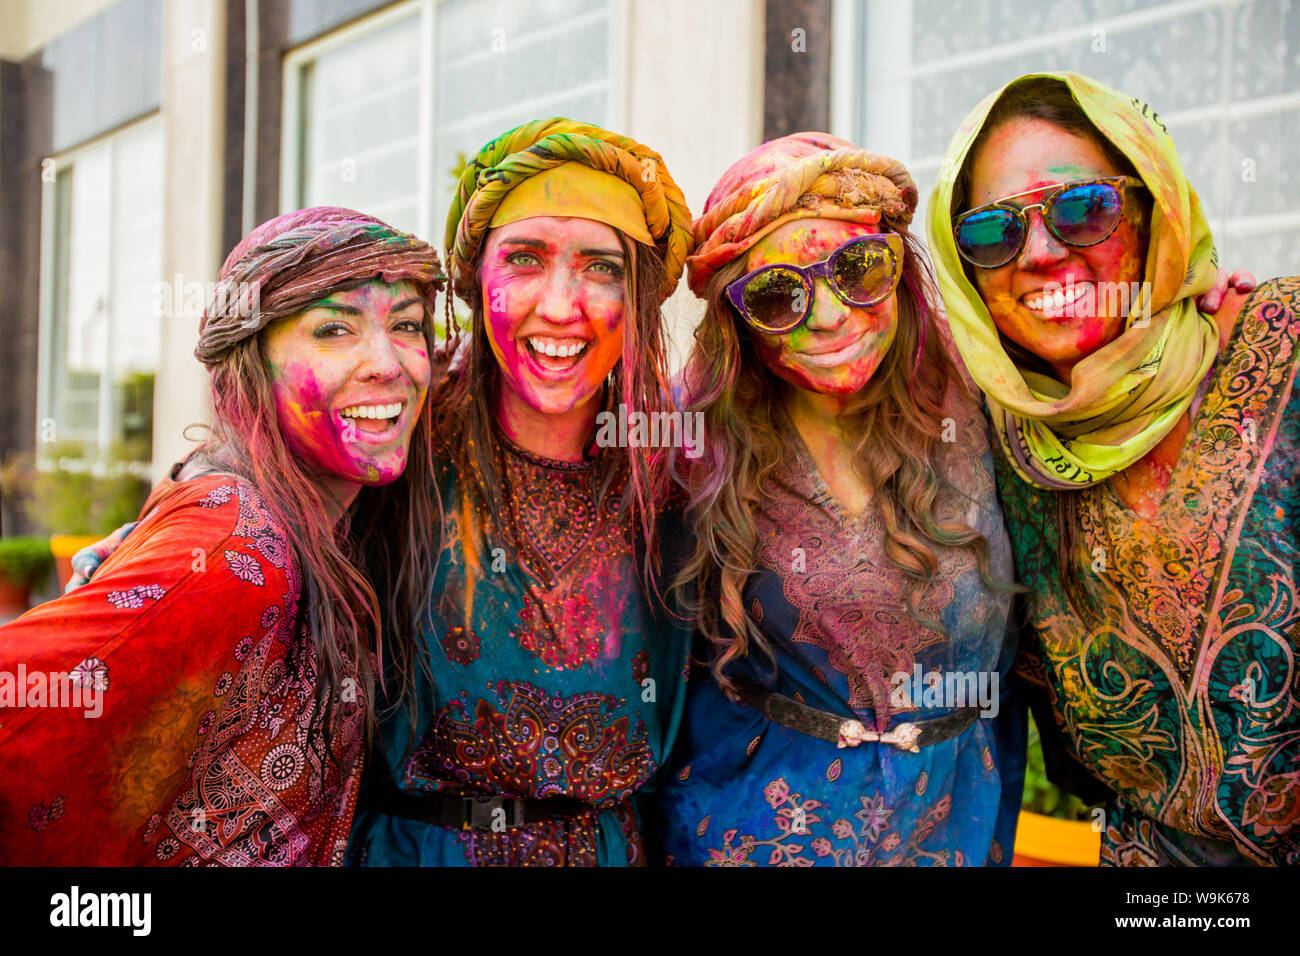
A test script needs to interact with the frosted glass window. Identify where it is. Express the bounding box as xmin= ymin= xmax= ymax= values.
xmin=294 ymin=9 xmax=425 ymax=234
xmin=432 ymin=0 xmax=615 ymax=242
xmin=852 ymin=0 xmax=1300 ymax=282
xmin=44 ymin=117 xmax=163 ymax=467
xmin=284 ymin=0 xmax=617 ymax=246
